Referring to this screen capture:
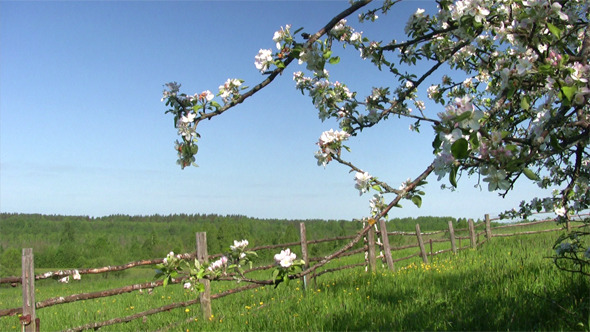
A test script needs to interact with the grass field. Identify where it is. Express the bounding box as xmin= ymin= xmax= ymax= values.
xmin=1 ymin=224 xmax=589 ymax=331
